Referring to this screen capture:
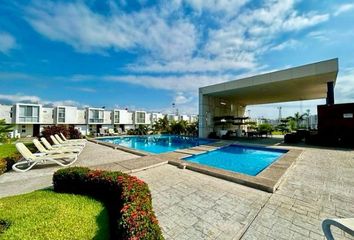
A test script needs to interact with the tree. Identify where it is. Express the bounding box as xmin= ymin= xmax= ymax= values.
xmin=170 ymin=120 xmax=187 ymax=135
xmin=287 ymin=112 xmax=308 ymax=130
xmin=186 ymin=121 xmax=198 ymax=136
xmin=0 ymin=119 xmax=14 ymax=143
xmin=258 ymin=123 xmax=273 ymax=133
xmin=152 ymin=115 xmax=170 ymax=133
xmin=41 ymin=125 xmax=69 ymax=143
xmin=275 ymin=119 xmax=290 ymax=133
